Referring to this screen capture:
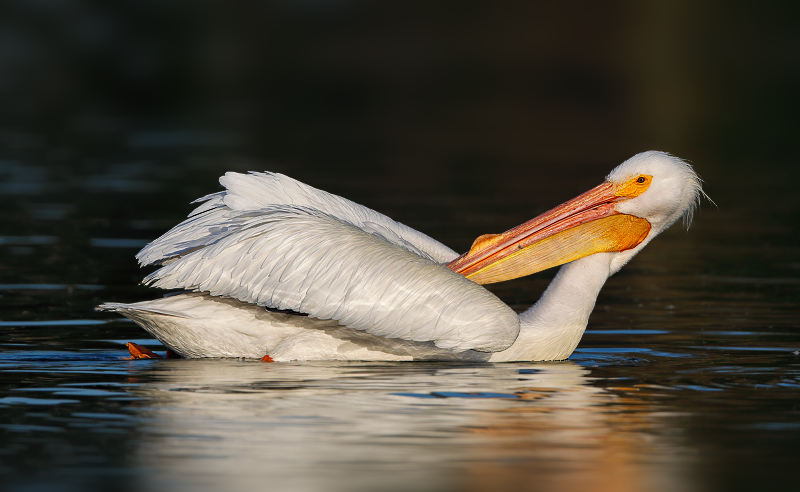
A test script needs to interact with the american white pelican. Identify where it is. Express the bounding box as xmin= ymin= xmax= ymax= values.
xmin=99 ymin=151 xmax=704 ymax=362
